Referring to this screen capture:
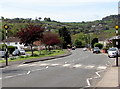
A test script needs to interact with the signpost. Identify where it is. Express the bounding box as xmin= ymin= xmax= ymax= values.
xmin=4 ymin=24 xmax=9 ymax=66
xmin=115 ymin=25 xmax=119 ymax=66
